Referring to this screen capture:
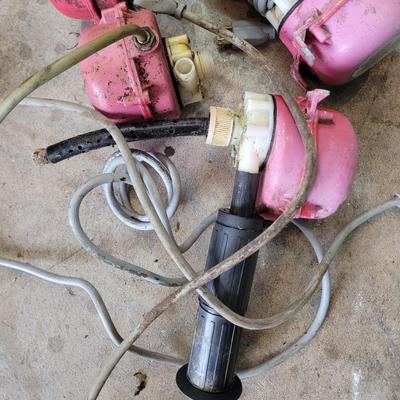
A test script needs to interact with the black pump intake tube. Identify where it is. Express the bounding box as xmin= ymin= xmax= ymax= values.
xmin=176 ymin=171 xmax=265 ymax=399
